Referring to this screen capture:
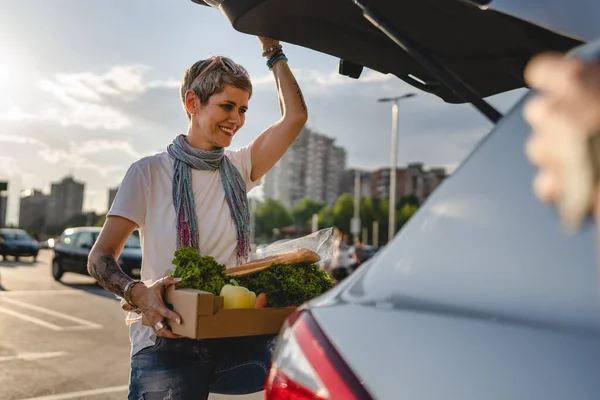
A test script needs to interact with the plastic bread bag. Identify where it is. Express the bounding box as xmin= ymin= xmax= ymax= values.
xmin=248 ymin=227 xmax=336 ymax=263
